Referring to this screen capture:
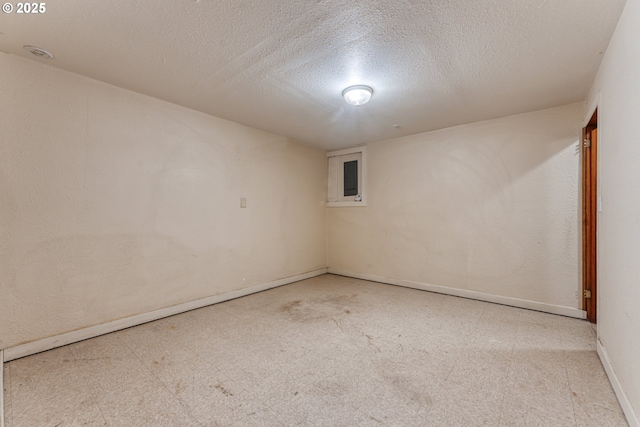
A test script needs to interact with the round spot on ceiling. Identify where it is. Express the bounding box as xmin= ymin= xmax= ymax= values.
xmin=23 ymin=45 xmax=54 ymax=59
